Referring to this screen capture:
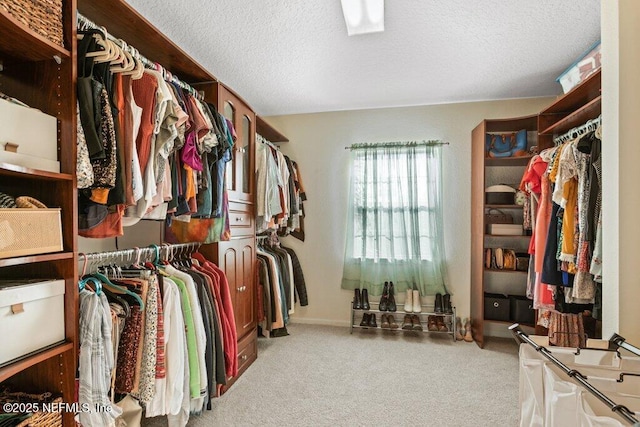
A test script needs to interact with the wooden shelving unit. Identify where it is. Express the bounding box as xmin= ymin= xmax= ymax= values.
xmin=0 ymin=1 xmax=77 ymax=425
